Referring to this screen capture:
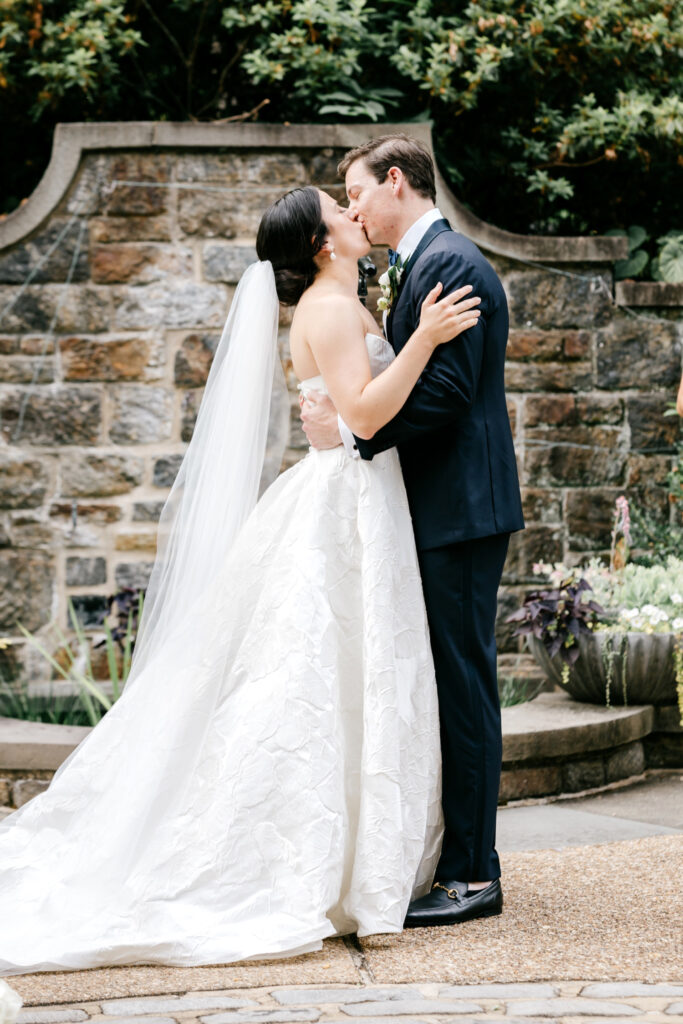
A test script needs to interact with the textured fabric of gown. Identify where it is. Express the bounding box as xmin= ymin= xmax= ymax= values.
xmin=0 ymin=333 xmax=443 ymax=976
